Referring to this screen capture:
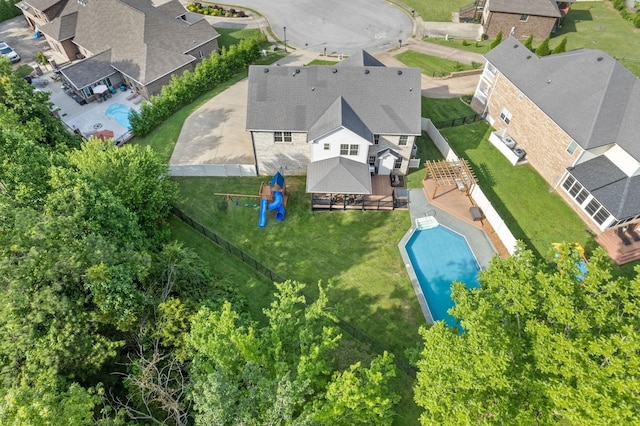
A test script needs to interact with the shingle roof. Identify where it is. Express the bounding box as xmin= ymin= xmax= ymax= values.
xmin=306 ymin=156 xmax=372 ymax=194
xmin=488 ymin=0 xmax=561 ymax=17
xmin=339 ymin=50 xmax=385 ymax=67
xmin=60 ymin=50 xmax=118 ymax=89
xmin=41 ymin=12 xmax=77 ymax=41
xmin=246 ymin=57 xmax=421 ymax=136
xmin=47 ymin=0 xmax=218 ymax=85
xmin=569 ymin=156 xmax=640 ymax=219
xmin=20 ymin=0 xmax=62 ymax=12
xmin=307 ymin=96 xmax=373 ymax=142
xmin=486 ymin=37 xmax=640 ymax=160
